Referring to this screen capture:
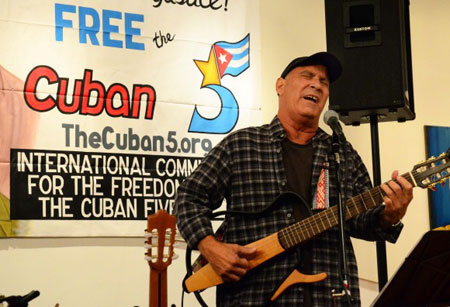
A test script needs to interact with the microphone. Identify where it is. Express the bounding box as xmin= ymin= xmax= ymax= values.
xmin=323 ymin=110 xmax=346 ymax=143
